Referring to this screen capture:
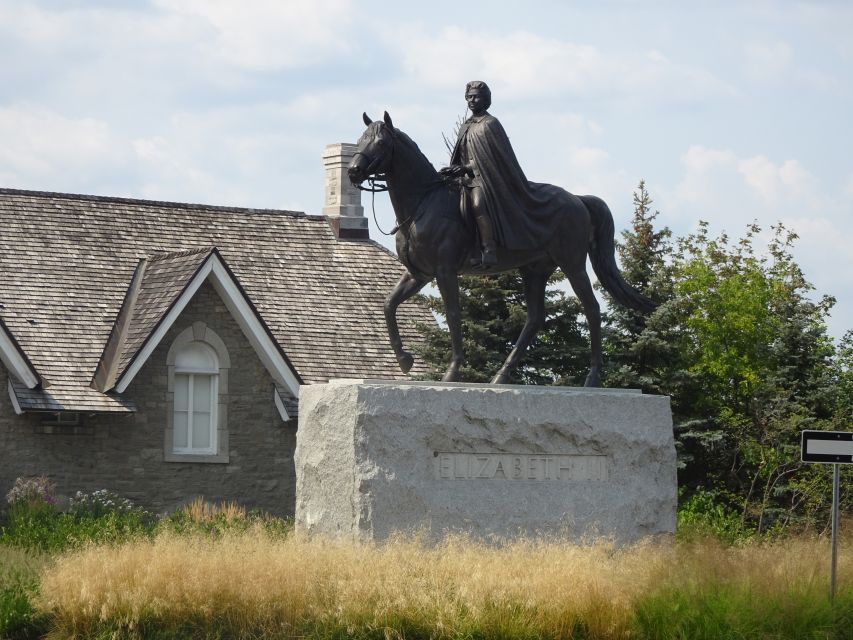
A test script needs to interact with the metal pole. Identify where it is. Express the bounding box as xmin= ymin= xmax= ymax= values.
xmin=831 ymin=463 xmax=840 ymax=603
